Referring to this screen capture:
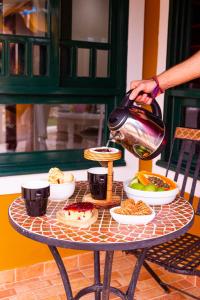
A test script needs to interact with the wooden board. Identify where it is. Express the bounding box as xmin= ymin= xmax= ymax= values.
xmin=56 ymin=209 xmax=98 ymax=228
xmin=83 ymin=193 xmax=121 ymax=208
